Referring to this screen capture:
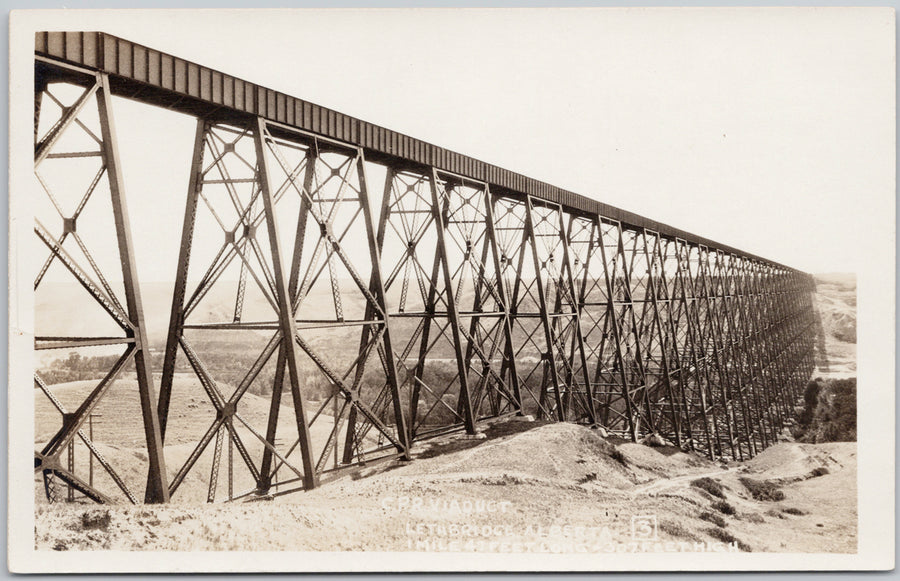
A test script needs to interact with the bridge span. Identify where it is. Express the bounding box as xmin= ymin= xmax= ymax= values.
xmin=33 ymin=31 xmax=817 ymax=504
